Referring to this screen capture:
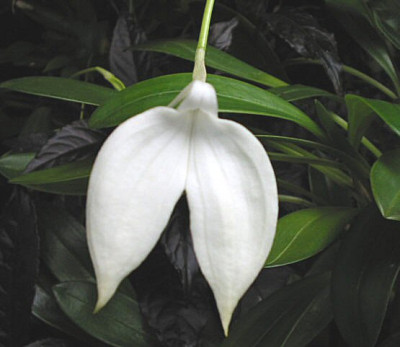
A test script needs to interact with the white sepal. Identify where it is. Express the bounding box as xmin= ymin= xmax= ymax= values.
xmin=86 ymin=106 xmax=191 ymax=310
xmin=186 ymin=110 xmax=278 ymax=335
